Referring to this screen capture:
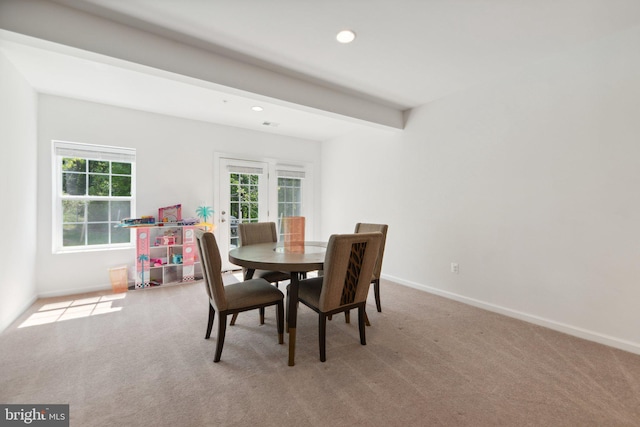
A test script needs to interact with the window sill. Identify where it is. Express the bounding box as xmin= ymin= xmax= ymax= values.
xmin=53 ymin=244 xmax=135 ymax=255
